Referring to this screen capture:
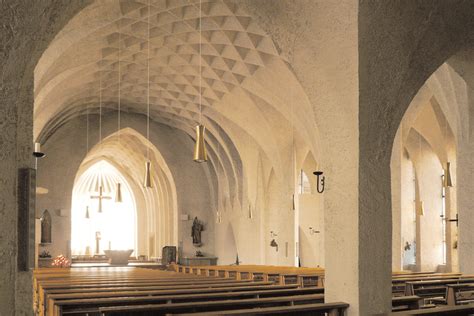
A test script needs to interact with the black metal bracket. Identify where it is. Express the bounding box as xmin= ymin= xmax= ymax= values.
xmin=313 ymin=171 xmax=325 ymax=193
